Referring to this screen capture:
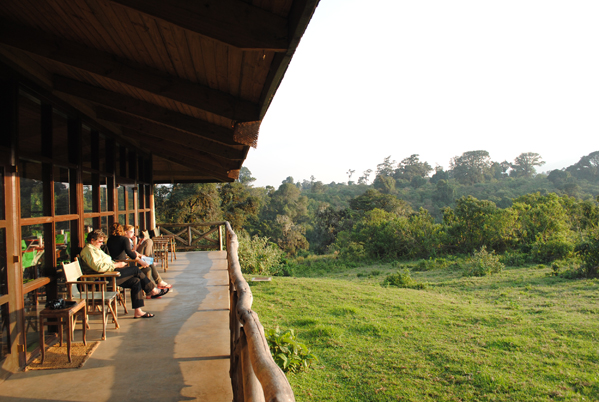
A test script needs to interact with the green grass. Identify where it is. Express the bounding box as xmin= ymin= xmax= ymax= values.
xmin=249 ymin=262 xmax=599 ymax=401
